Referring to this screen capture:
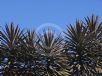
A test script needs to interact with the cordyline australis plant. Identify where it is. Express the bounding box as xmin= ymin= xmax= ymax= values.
xmin=0 ymin=15 xmax=102 ymax=76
